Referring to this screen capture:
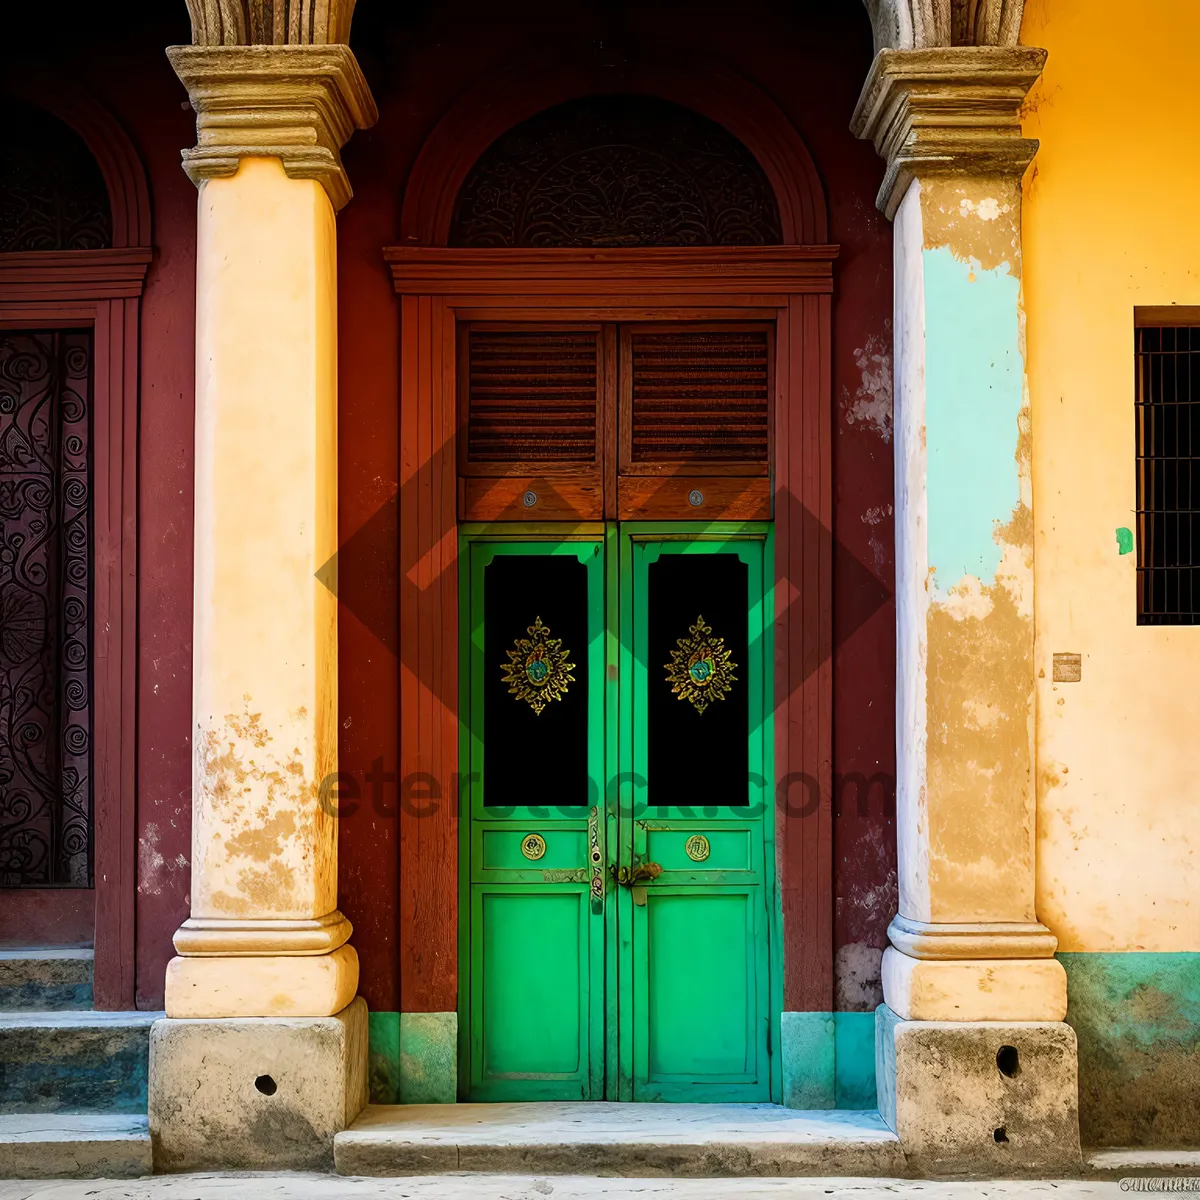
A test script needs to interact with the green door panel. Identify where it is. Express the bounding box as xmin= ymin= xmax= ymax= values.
xmin=476 ymin=888 xmax=592 ymax=1094
xmin=643 ymin=891 xmax=756 ymax=1082
xmin=460 ymin=524 xmax=776 ymax=1103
